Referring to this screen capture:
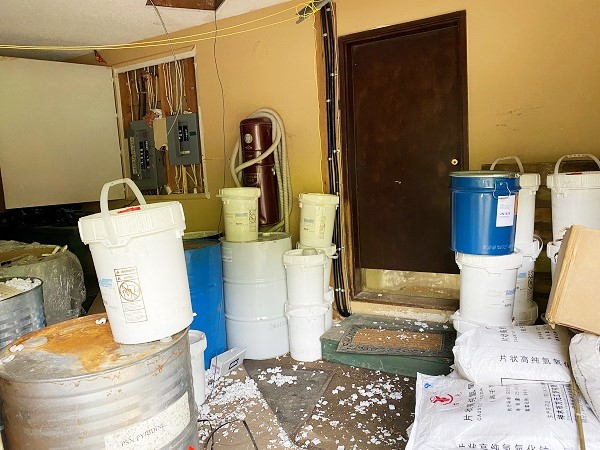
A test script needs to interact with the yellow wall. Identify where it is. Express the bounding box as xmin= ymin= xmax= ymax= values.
xmin=72 ymin=0 xmax=600 ymax=239
xmin=335 ymin=0 xmax=600 ymax=169
xmin=72 ymin=1 xmax=325 ymax=242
